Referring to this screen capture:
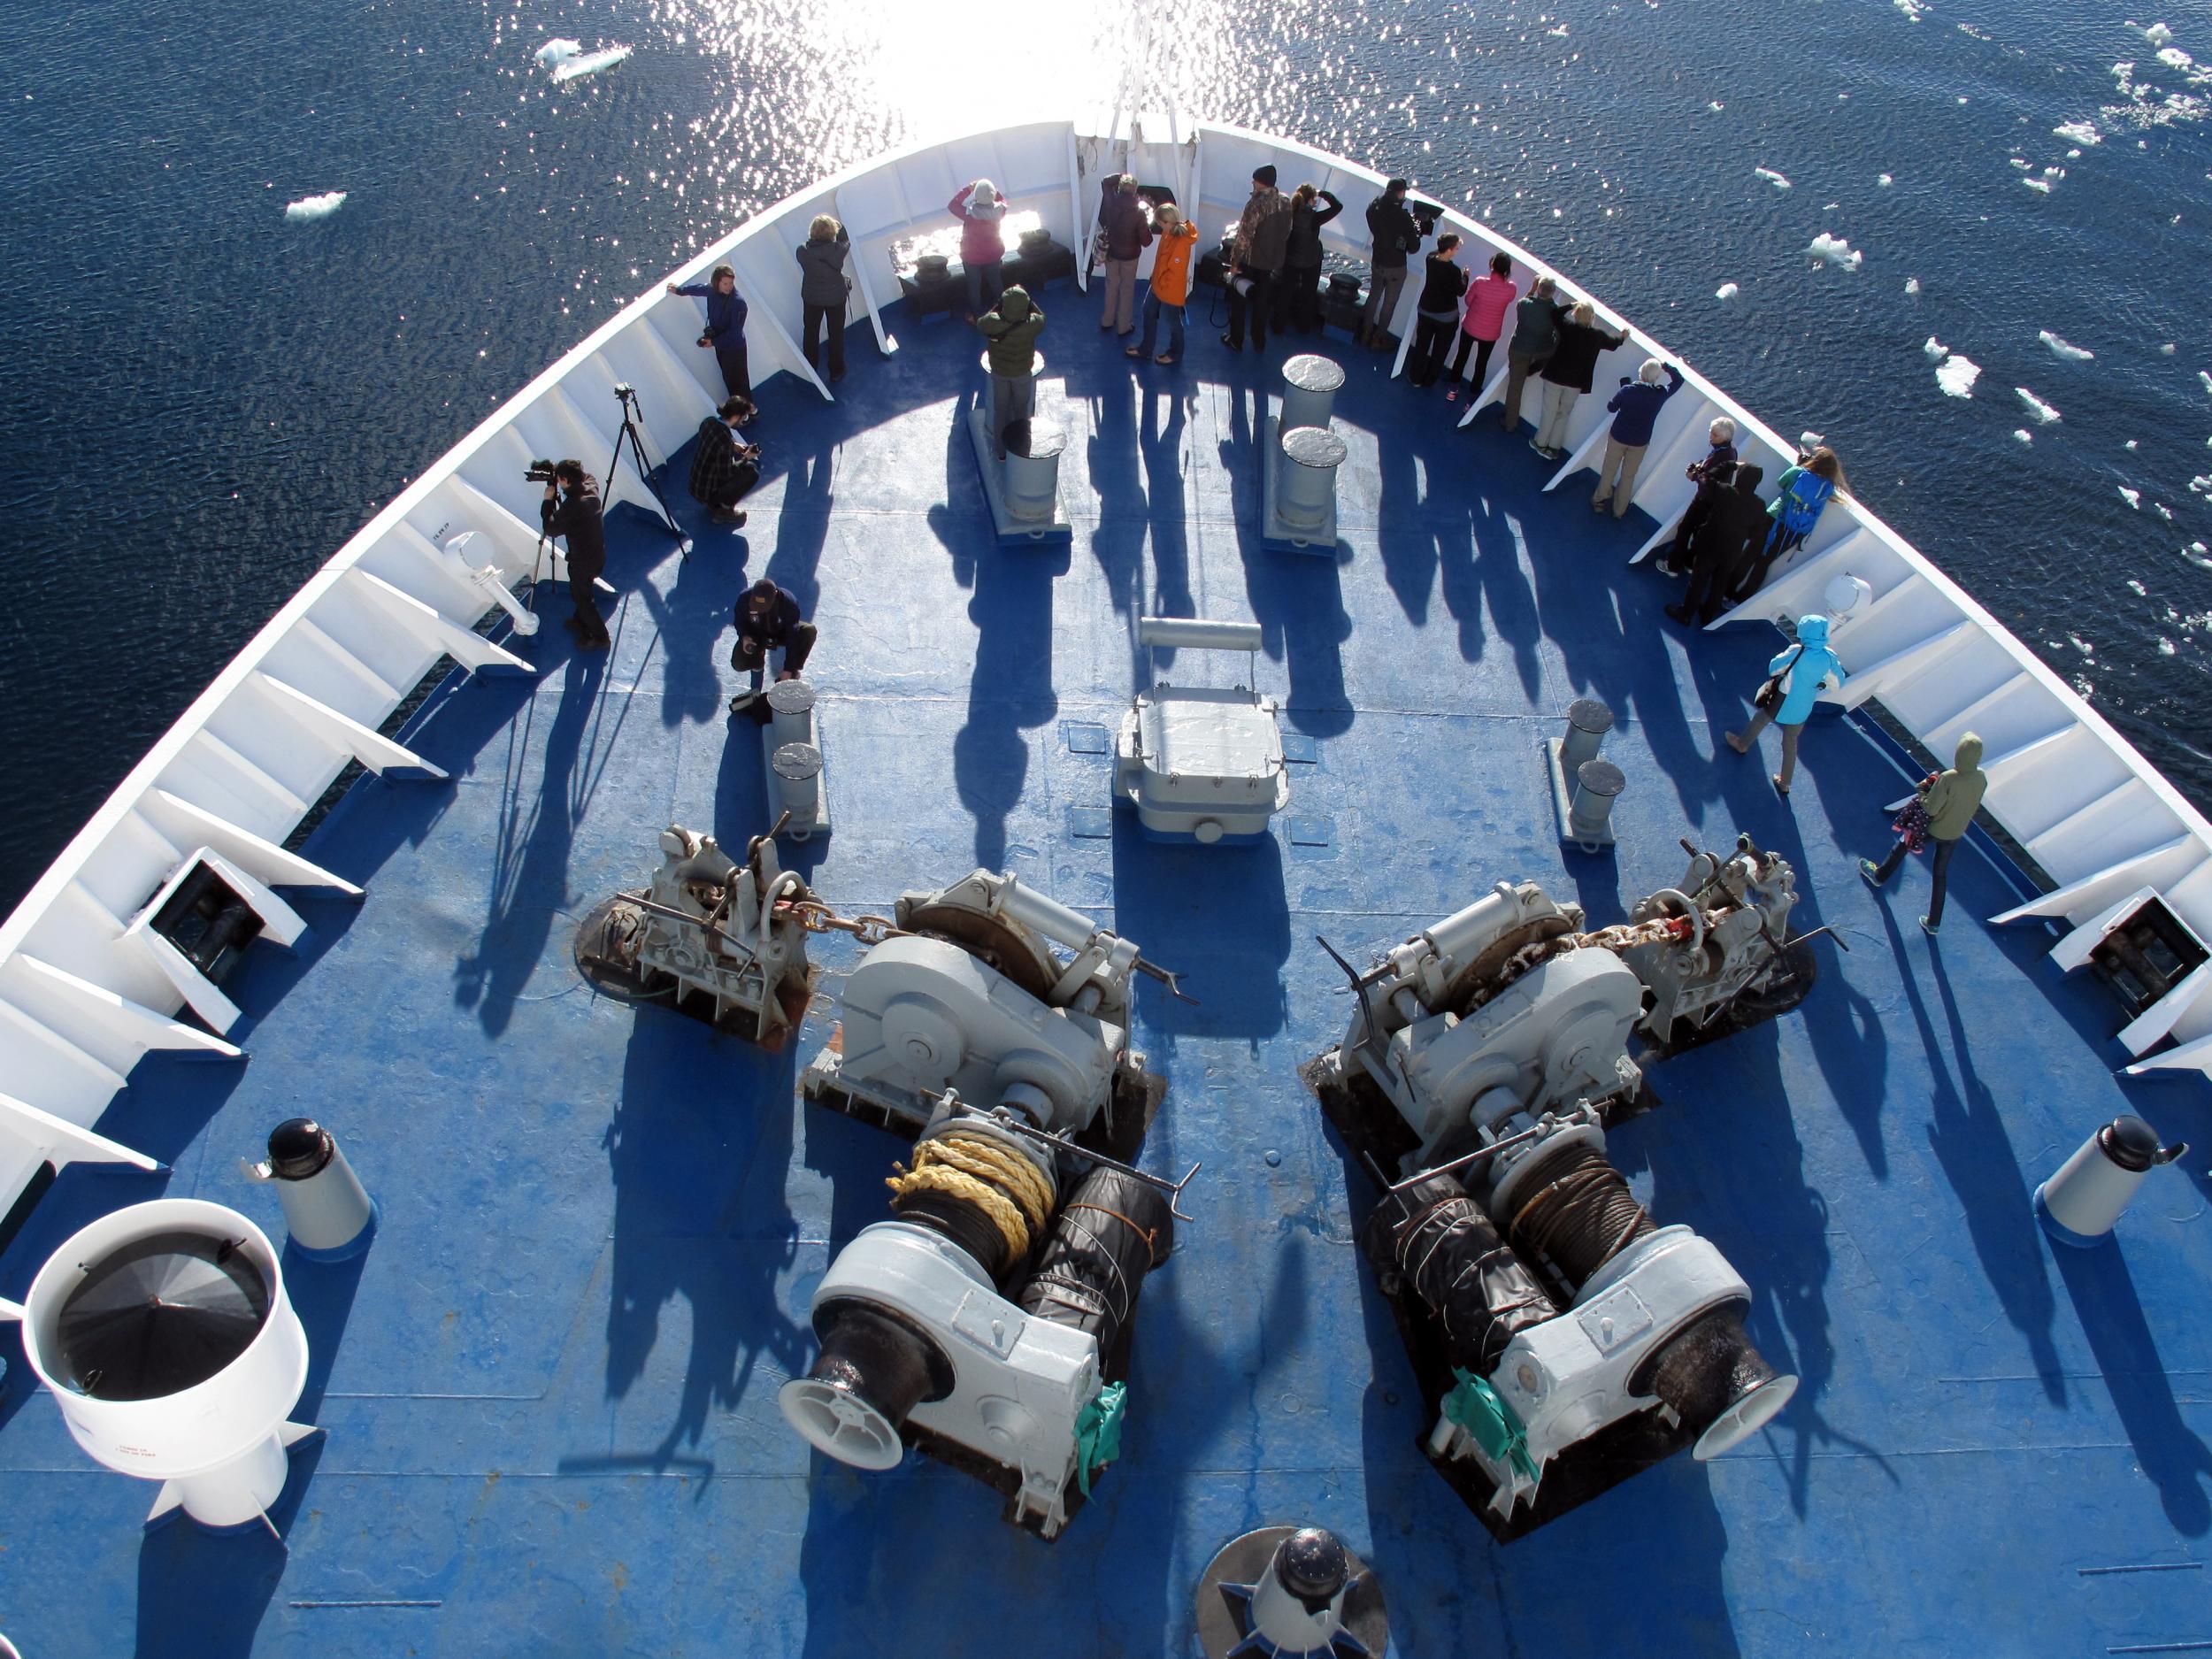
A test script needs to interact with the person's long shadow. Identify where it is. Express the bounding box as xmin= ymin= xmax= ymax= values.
xmin=1141 ymin=386 xmax=1193 ymax=621
xmin=1906 ymin=917 xmax=2068 ymax=1403
xmin=2050 ymin=1235 xmax=2212 ymax=1534
xmin=1072 ymin=349 xmax=1146 ymax=619
xmin=590 ymin=1007 xmax=809 ymax=1472
xmin=953 ymin=541 xmax=1064 ymax=870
